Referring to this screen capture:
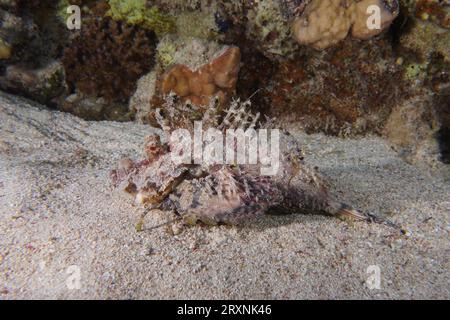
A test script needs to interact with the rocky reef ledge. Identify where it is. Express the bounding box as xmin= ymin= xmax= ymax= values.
xmin=0 ymin=92 xmax=448 ymax=299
